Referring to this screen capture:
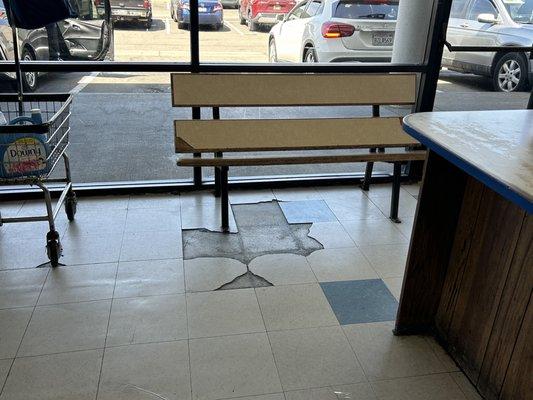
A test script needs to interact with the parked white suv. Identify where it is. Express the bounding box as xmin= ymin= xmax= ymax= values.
xmin=268 ymin=0 xmax=397 ymax=63
xmin=443 ymin=0 xmax=533 ymax=92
